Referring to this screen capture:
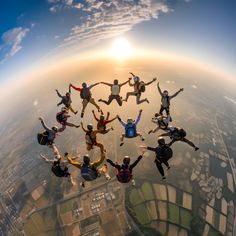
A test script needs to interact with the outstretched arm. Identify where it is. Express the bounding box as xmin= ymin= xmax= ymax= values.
xmin=128 ymin=78 xmax=134 ymax=87
xmin=107 ymin=116 xmax=116 ymax=124
xmin=145 ymin=78 xmax=157 ymax=86
xmin=129 ymin=155 xmax=143 ymax=170
xmin=40 ymin=154 xmax=55 ymax=163
xmin=55 ymin=89 xmax=63 ymax=98
xmin=169 ymin=88 xmax=184 ymax=99
xmin=106 ymin=159 xmax=121 ymax=170
xmin=135 ymin=110 xmax=142 ymax=125
xmin=57 ymin=101 xmax=63 ymax=106
xmin=39 ymin=117 xmax=51 ymax=132
xmin=67 ymin=155 xmax=82 ymax=169
xmin=89 ymin=82 xmax=100 ymax=89
xmin=70 ymin=84 xmax=82 ymax=92
xmin=92 ymin=110 xmax=99 ymax=121
xmin=120 ymin=79 xmax=130 ymax=87
xmin=157 ymin=82 xmax=163 ymax=96
xmin=92 ymin=152 xmax=106 ymax=169
xmin=80 ymin=122 xmax=87 ymax=132
xmin=101 ymin=82 xmax=112 ymax=86
xmin=106 ymin=112 xmax=110 ymax=120
xmin=146 ymin=146 xmax=157 ymax=152
xmin=117 ymin=115 xmax=126 ymax=127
